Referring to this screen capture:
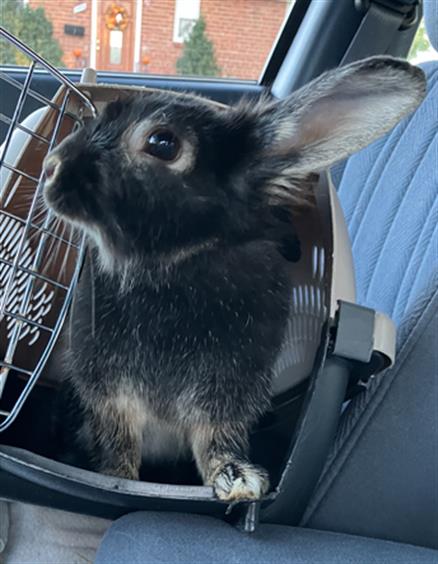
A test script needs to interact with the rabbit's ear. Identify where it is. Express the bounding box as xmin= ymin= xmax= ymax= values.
xmin=258 ymin=57 xmax=425 ymax=174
